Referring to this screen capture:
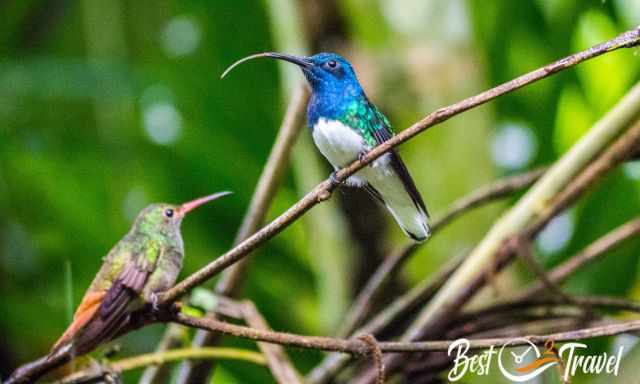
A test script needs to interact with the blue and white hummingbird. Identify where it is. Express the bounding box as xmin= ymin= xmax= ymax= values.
xmin=223 ymin=52 xmax=430 ymax=241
